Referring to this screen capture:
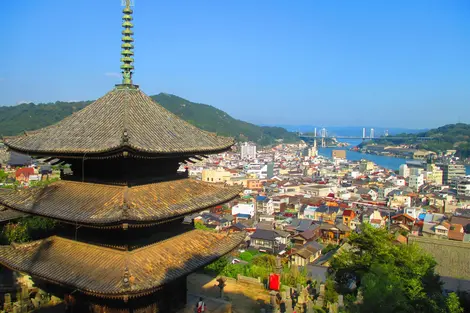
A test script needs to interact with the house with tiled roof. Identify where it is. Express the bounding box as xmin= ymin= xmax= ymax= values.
xmin=319 ymin=223 xmax=351 ymax=242
xmin=391 ymin=213 xmax=415 ymax=232
xmin=313 ymin=205 xmax=340 ymax=222
xmin=15 ymin=167 xmax=35 ymax=183
xmin=249 ymin=229 xmax=290 ymax=253
xmin=421 ymin=222 xmax=449 ymax=238
xmin=291 ymin=226 xmax=320 ymax=246
xmin=291 ymin=241 xmax=324 ymax=267
xmin=342 ymin=209 xmax=356 ymax=228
